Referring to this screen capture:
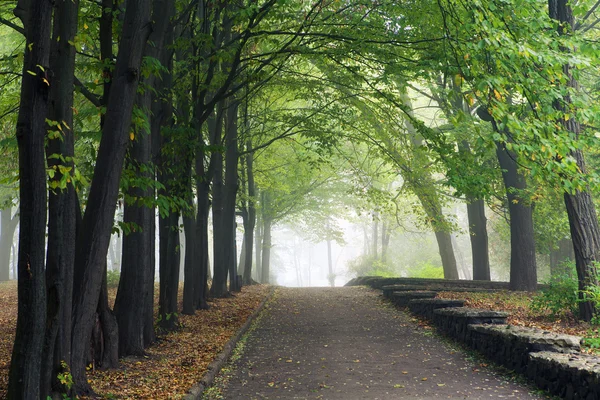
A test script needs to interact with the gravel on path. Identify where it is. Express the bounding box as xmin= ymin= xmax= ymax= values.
xmin=208 ymin=286 xmax=552 ymax=400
